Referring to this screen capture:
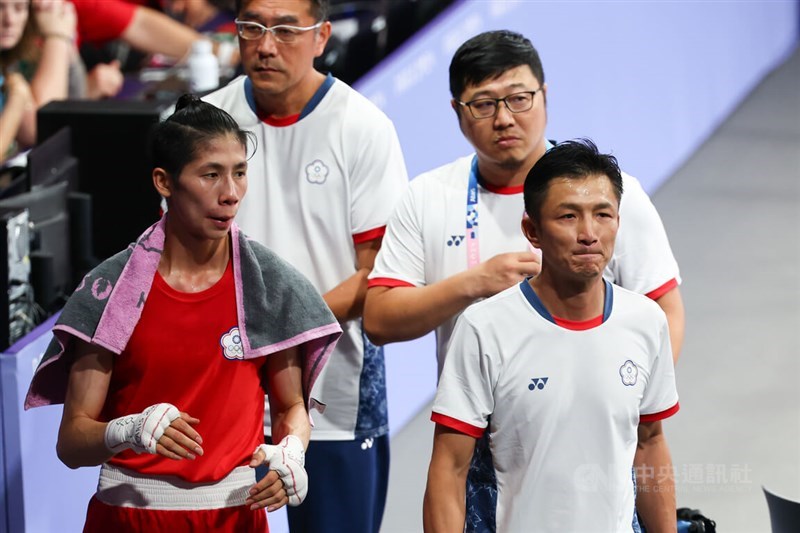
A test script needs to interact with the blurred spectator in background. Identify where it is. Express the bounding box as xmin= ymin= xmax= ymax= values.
xmin=1 ymin=0 xmax=123 ymax=162
xmin=0 ymin=71 xmax=33 ymax=161
xmin=162 ymin=0 xmax=236 ymax=35
xmin=73 ymin=0 xmax=201 ymax=61
xmin=73 ymin=0 xmax=238 ymax=73
xmin=1 ymin=0 xmax=37 ymax=156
